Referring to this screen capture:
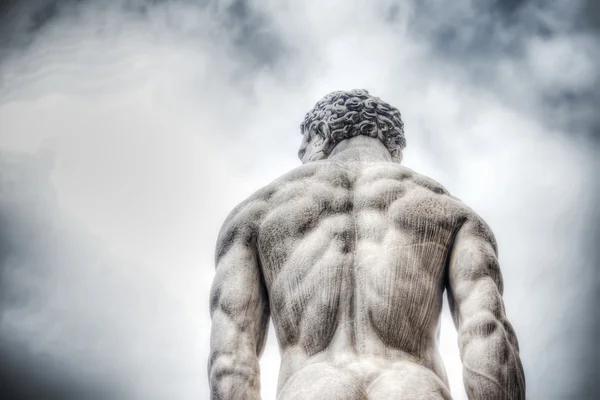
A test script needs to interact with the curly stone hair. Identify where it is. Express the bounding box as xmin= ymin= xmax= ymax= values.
xmin=300 ymin=89 xmax=406 ymax=161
